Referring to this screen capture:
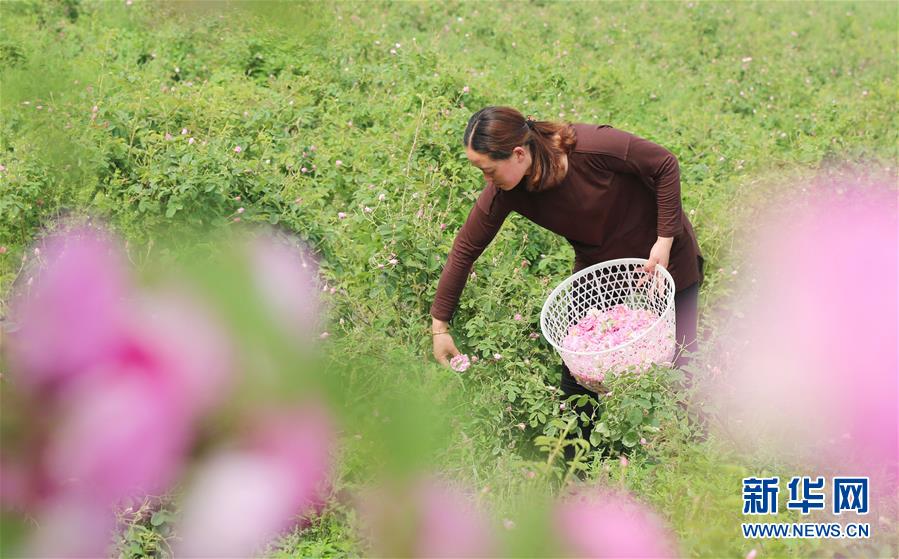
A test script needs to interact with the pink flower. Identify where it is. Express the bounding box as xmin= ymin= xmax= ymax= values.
xmin=388 ymin=258 xmax=398 ymax=266
xmin=709 ymin=180 xmax=898 ymax=491
xmin=450 ymin=354 xmax=470 ymax=373
xmin=513 ymin=313 xmax=523 ymax=321
xmin=249 ymin=234 xmax=323 ymax=342
xmin=335 ymin=160 xmax=342 ymax=167
xmin=237 ymin=207 xmax=245 ymax=214
xmin=181 ymin=128 xmax=188 ymax=135
xmin=23 ymin=498 xmax=115 ymax=558
xmin=640 ymin=437 xmax=647 ymax=445
xmin=9 ymin=228 xmax=130 ymax=392
xmin=378 ymin=193 xmax=386 ymax=202
xmin=175 ymin=407 xmax=335 ymax=558
xmin=439 ymin=223 xmax=447 ymax=231
xmin=44 ymin=370 xmax=191 ymax=506
xmin=319 ymin=332 xmax=329 ymax=339
xmin=0 ymin=246 xmax=6 ymax=254
xmin=165 ymin=133 xmax=173 ymax=141
xmin=338 ymin=212 xmax=347 ymax=219
xmin=493 ymin=353 xmax=502 ymax=361
xmin=553 ymin=488 xmax=678 ymax=558
xmin=357 ymin=479 xmax=496 ymax=558
xmin=619 ymin=456 xmax=628 ymax=467
xmin=188 ymin=137 xmax=195 ymax=145
xmin=234 ymin=146 xmax=242 ymax=153
xmin=529 ymin=332 xmax=540 ymax=340
xmin=0 ymin=164 xmax=6 ymax=172
xmin=462 ymin=86 xmax=470 ymax=94
xmin=301 ymin=167 xmax=308 ymax=173
xmin=746 ymin=549 xmax=757 ymax=559
xmin=502 ymin=518 xmax=515 ymax=530
xmin=364 ymin=206 xmax=372 ymax=213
